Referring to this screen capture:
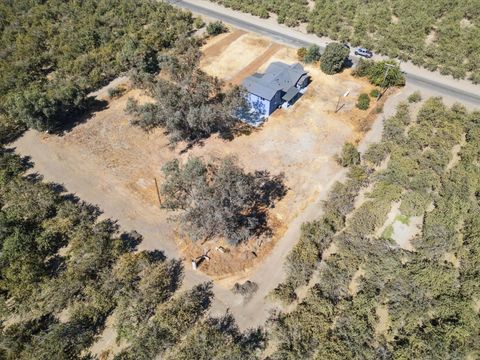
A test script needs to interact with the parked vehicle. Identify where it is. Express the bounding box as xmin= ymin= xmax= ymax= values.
xmin=354 ymin=48 xmax=373 ymax=58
